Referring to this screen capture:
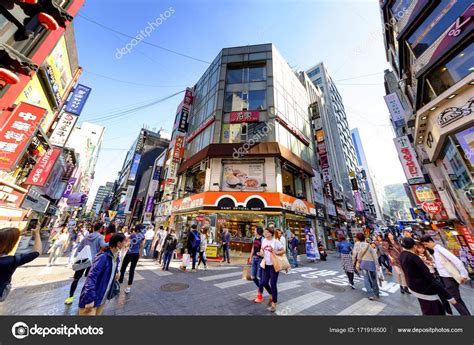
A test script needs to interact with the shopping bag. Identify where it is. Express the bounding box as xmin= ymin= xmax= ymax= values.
xmin=180 ymin=253 xmax=190 ymax=271
xmin=272 ymin=253 xmax=291 ymax=273
xmin=242 ymin=265 xmax=252 ymax=281
xmin=72 ymin=245 xmax=92 ymax=271
xmin=377 ymin=266 xmax=385 ymax=287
